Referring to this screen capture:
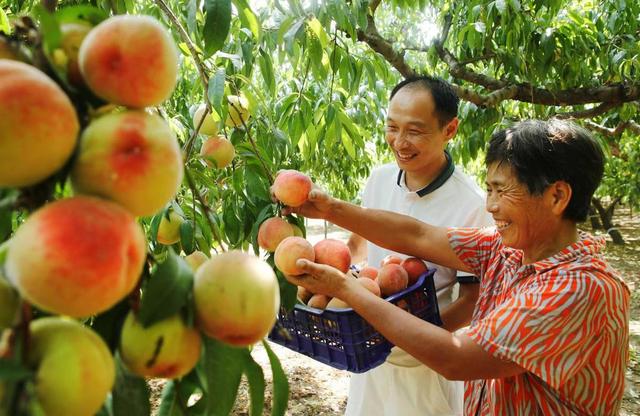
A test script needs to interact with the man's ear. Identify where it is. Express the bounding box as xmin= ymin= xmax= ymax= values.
xmin=547 ymin=181 xmax=573 ymax=216
xmin=443 ymin=117 xmax=459 ymax=141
